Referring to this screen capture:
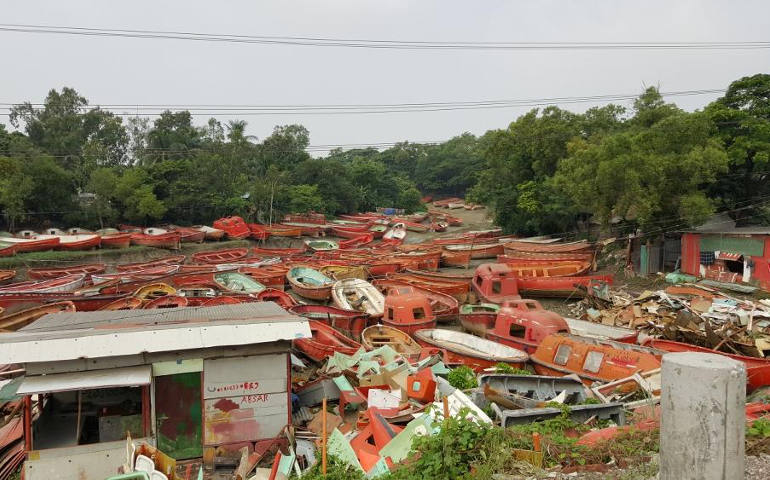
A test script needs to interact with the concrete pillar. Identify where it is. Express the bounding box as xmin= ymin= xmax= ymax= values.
xmin=660 ymin=352 xmax=746 ymax=480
